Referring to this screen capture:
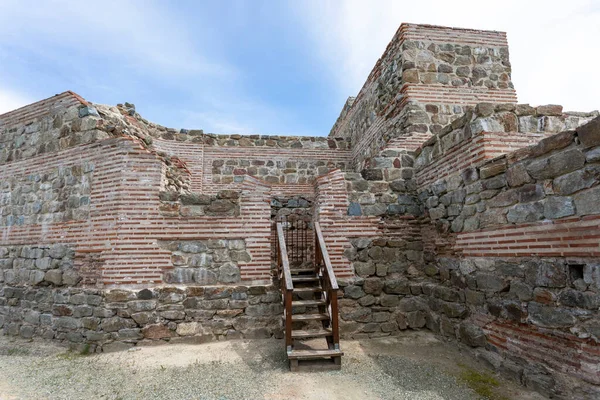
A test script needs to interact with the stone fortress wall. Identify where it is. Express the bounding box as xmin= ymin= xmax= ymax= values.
xmin=1 ymin=23 xmax=599 ymax=399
